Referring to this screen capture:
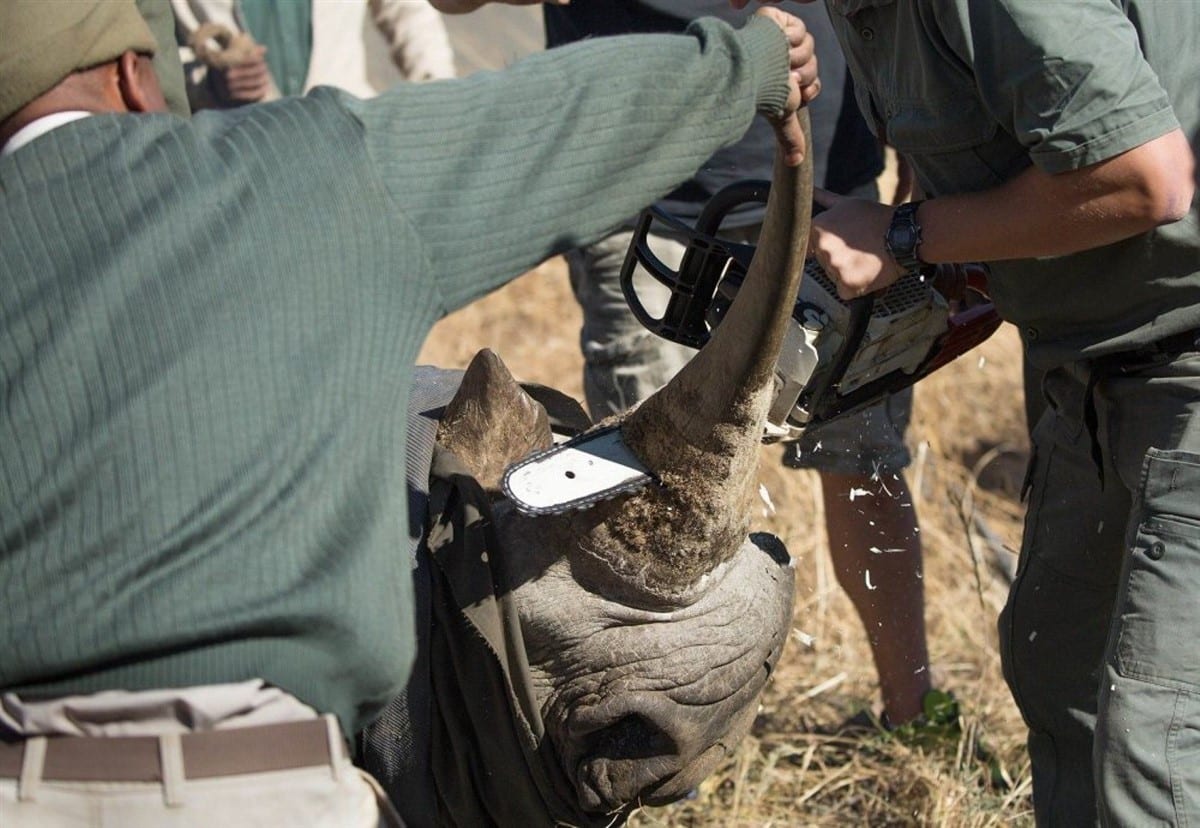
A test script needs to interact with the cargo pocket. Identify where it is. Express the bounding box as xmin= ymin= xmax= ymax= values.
xmin=1114 ymin=450 xmax=1200 ymax=690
